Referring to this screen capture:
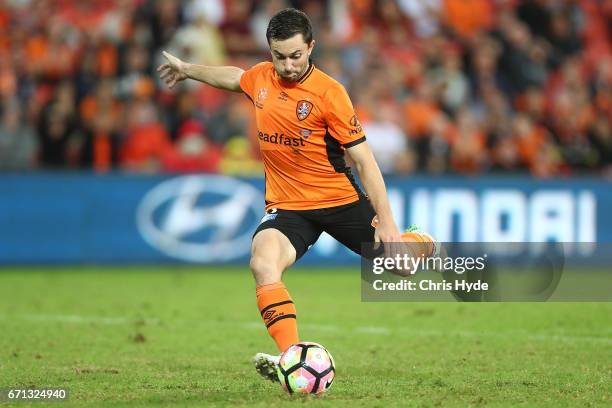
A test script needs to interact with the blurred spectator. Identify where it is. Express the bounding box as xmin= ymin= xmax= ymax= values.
xmin=490 ymin=134 xmax=521 ymax=173
xmin=588 ymin=116 xmax=612 ymax=174
xmin=423 ymin=115 xmax=453 ymax=174
xmin=169 ymin=13 xmax=226 ymax=68
xmin=161 ymin=119 xmax=222 ymax=173
xmin=77 ymin=79 xmax=123 ymax=171
xmin=36 ymin=82 xmax=79 ymax=167
xmin=442 ymin=0 xmax=493 ymax=40
xmin=428 ymin=47 xmax=469 ymax=113
xmin=362 ymin=103 xmax=413 ymax=175
xmin=219 ymin=0 xmax=260 ymax=56
xmin=120 ymin=98 xmax=171 ymax=173
xmin=251 ymin=0 xmax=290 ymax=51
xmin=0 ymin=102 xmax=38 ymax=170
xmin=547 ymin=9 xmax=582 ymax=59
xmin=450 ymin=109 xmax=487 ymax=174
xmin=498 ymin=17 xmax=548 ymax=94
xmin=207 ymin=94 xmax=252 ymax=145
xmin=116 ymin=43 xmax=151 ymax=98
xmin=516 ymin=0 xmax=550 ymax=40
xmin=398 ymin=0 xmax=441 ymax=39
xmin=148 ymin=0 xmax=183 ymax=51
xmin=403 ymin=81 xmax=442 ymax=138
